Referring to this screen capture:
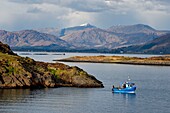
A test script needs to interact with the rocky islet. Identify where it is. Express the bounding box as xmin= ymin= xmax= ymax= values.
xmin=0 ymin=41 xmax=104 ymax=88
